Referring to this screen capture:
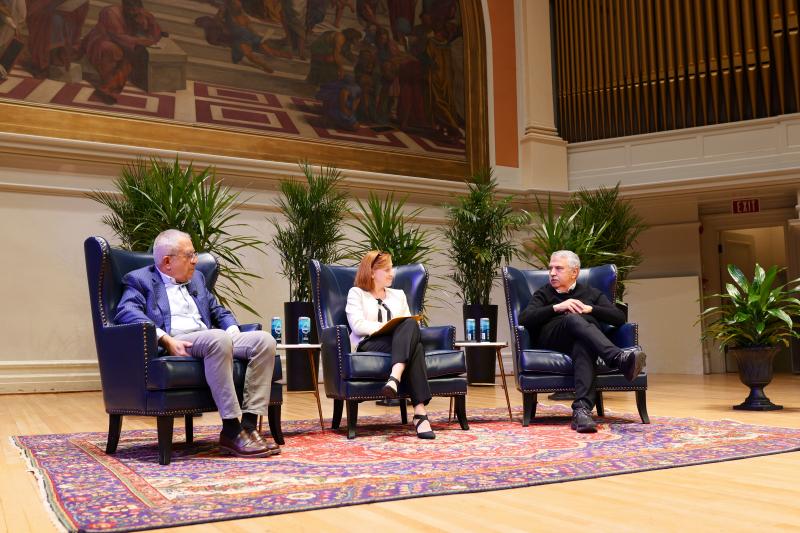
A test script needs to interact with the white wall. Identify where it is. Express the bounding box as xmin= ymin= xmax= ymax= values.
xmin=625 ymin=277 xmax=705 ymax=375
